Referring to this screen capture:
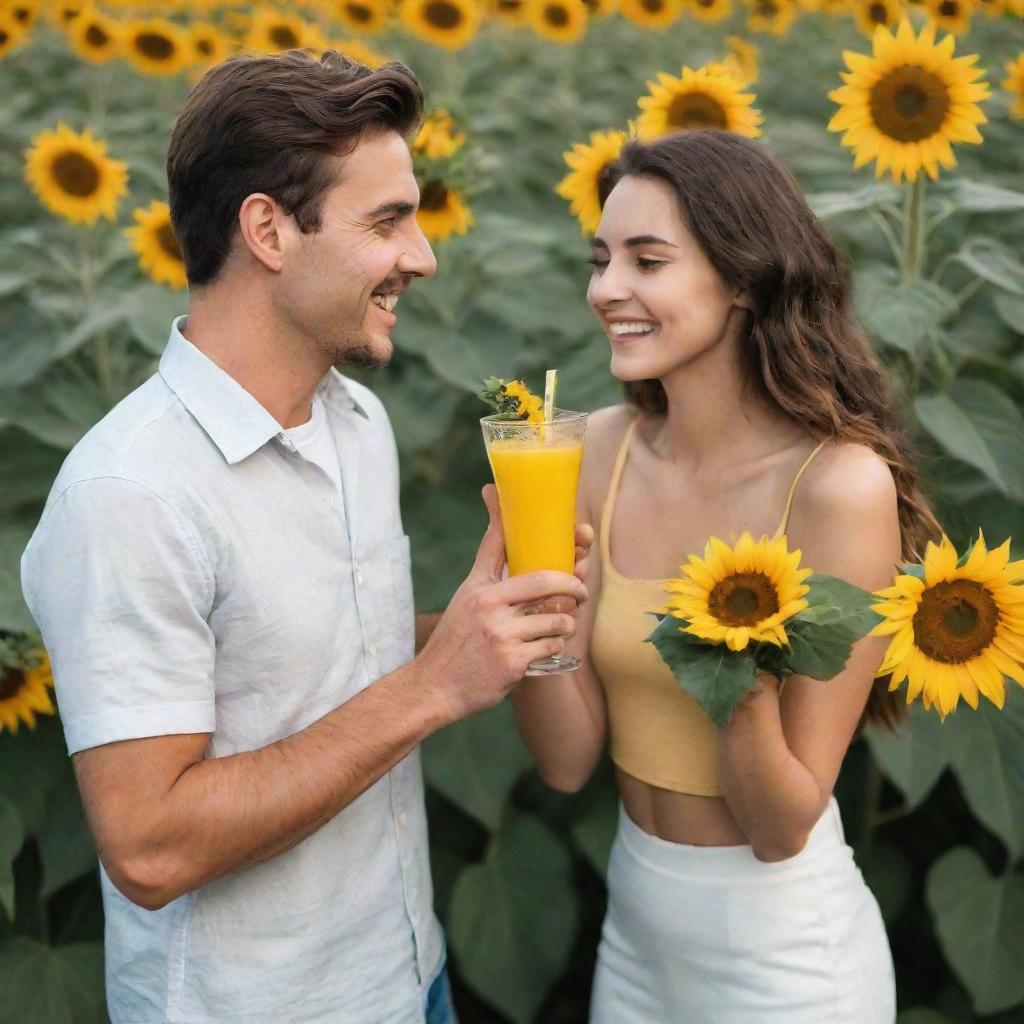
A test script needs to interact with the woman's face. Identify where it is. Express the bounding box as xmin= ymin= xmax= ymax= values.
xmin=587 ymin=175 xmax=748 ymax=384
